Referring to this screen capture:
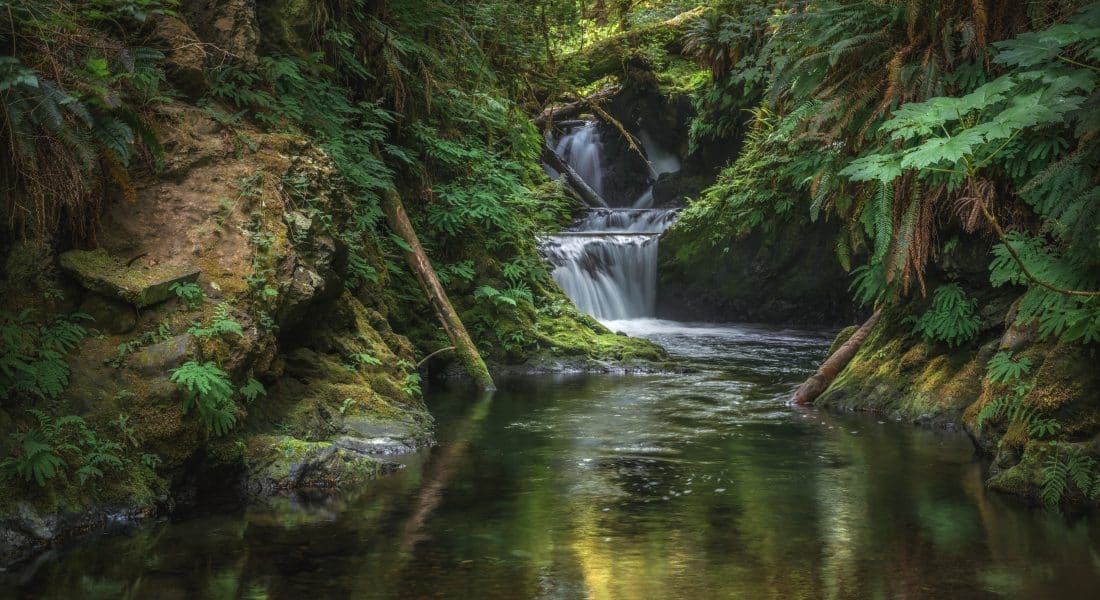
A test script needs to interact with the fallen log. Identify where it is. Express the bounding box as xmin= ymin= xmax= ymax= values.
xmin=543 ymin=143 xmax=609 ymax=208
xmin=792 ymin=310 xmax=881 ymax=405
xmin=381 ymin=189 xmax=496 ymax=391
xmin=534 ymin=85 xmax=620 ymax=129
